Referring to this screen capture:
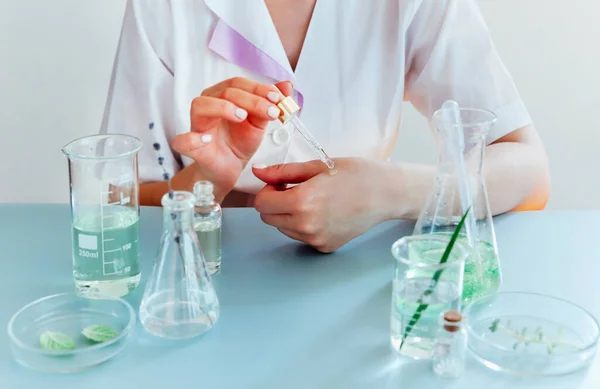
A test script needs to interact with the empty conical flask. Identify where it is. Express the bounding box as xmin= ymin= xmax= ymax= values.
xmin=413 ymin=104 xmax=502 ymax=305
xmin=140 ymin=191 xmax=220 ymax=339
